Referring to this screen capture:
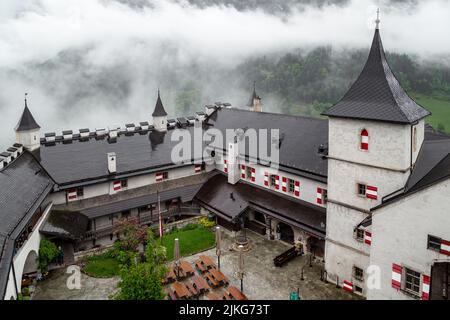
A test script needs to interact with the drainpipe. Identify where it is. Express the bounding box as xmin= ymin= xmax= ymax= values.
xmin=410 ymin=121 xmax=419 ymax=172
xmin=11 ymin=262 xmax=19 ymax=299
